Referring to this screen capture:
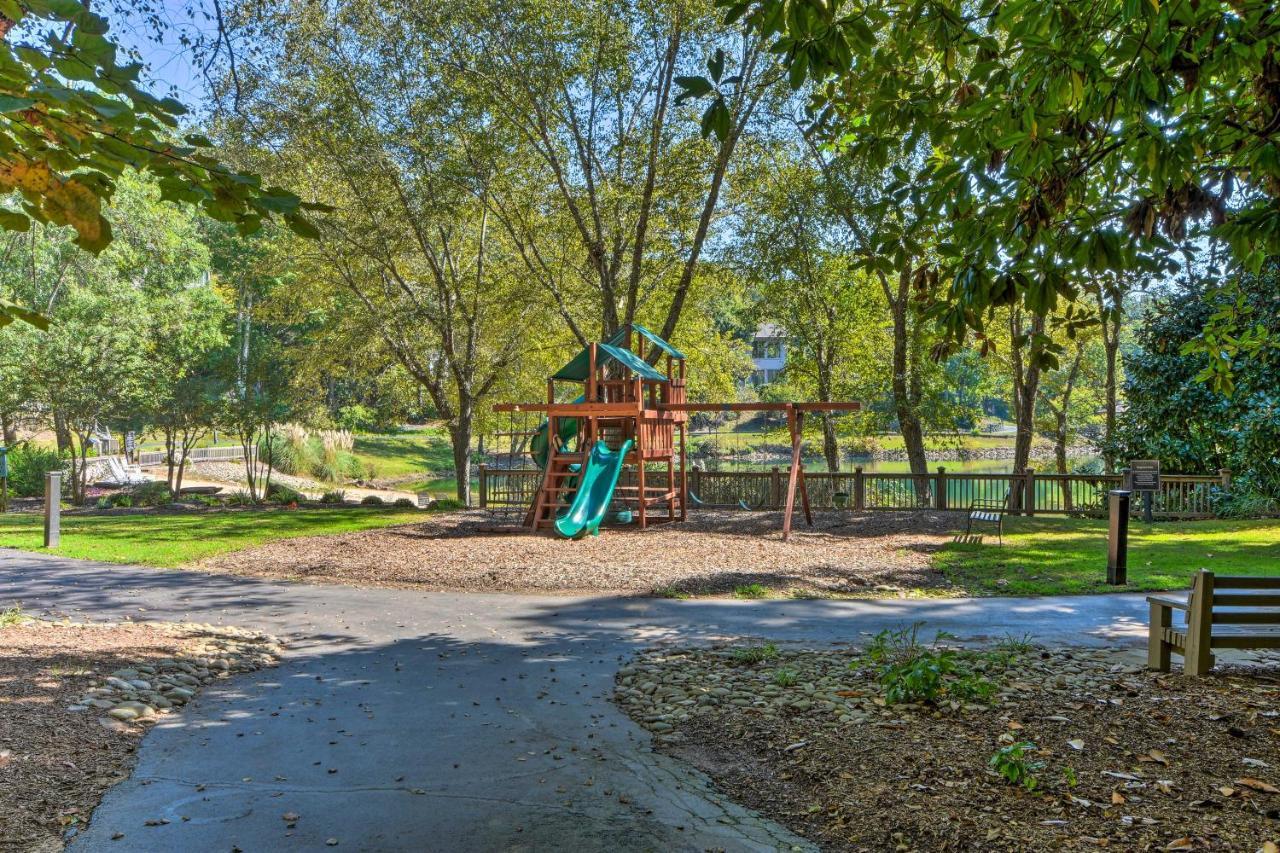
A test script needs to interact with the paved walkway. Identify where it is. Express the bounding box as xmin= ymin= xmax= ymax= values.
xmin=0 ymin=551 xmax=1154 ymax=852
